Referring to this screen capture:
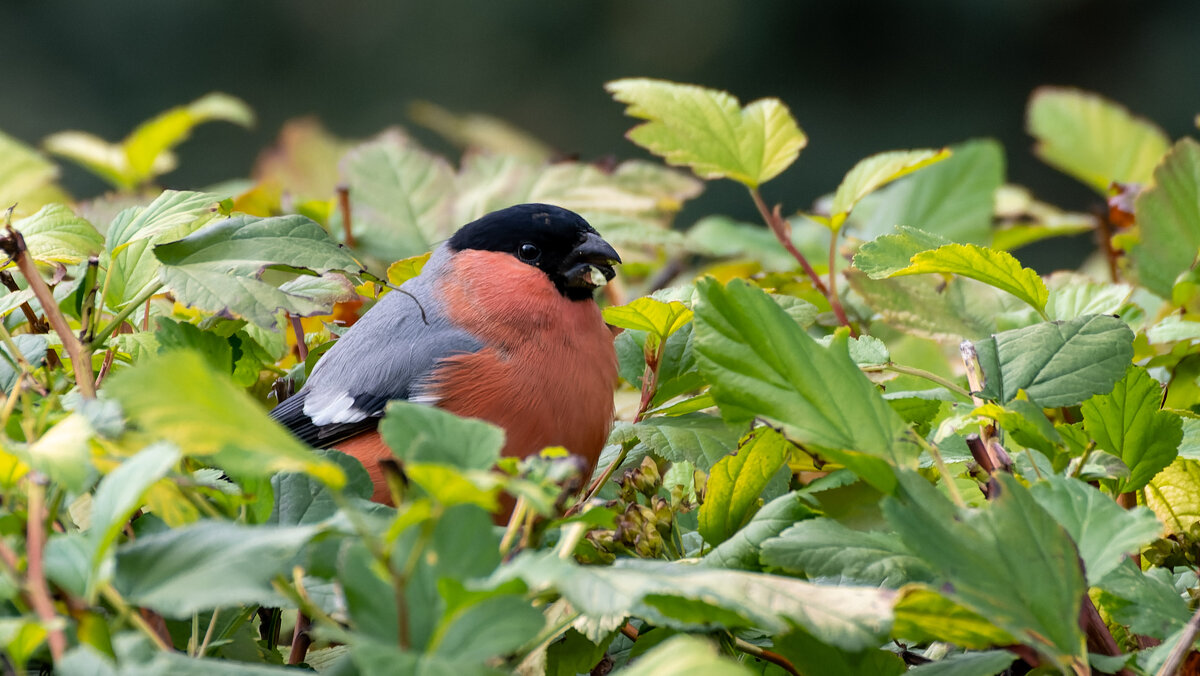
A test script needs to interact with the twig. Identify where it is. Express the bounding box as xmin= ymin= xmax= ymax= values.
xmin=2 ymin=222 xmax=95 ymax=397
xmin=101 ymin=585 xmax=172 ymax=651
xmin=0 ymin=271 xmax=59 ymax=368
xmin=288 ymin=613 xmax=311 ymax=665
xmin=1154 ymin=602 xmax=1200 ymax=676
xmin=911 ymin=432 xmax=966 ymax=509
xmin=290 ymin=315 xmax=308 ymax=362
xmin=196 ymin=607 xmax=220 ymax=658
xmin=1080 ymin=594 xmax=1135 ymax=676
xmin=860 ymin=363 xmax=973 ymax=401
xmin=499 ymin=496 xmax=529 ymax=559
xmin=87 ymin=282 xmax=164 ymax=351
xmin=337 ymin=185 xmax=355 ymax=248
xmin=25 ymin=474 xmax=67 ymax=662
xmin=574 ymin=439 xmax=636 ymax=513
xmin=734 ymin=637 xmax=800 ymax=676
